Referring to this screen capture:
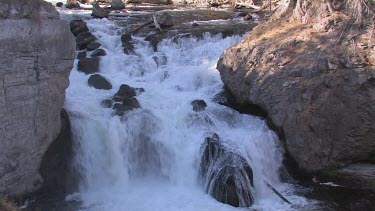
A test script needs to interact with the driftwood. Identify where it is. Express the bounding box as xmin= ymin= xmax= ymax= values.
xmin=265 ymin=182 xmax=292 ymax=204
xmin=153 ymin=14 xmax=162 ymax=33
